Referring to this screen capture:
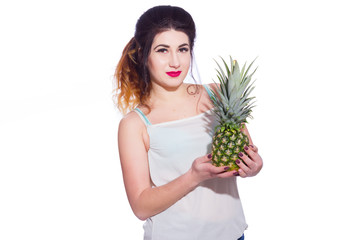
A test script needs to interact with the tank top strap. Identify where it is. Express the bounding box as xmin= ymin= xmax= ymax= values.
xmin=134 ymin=108 xmax=152 ymax=126
xmin=203 ymin=84 xmax=214 ymax=98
